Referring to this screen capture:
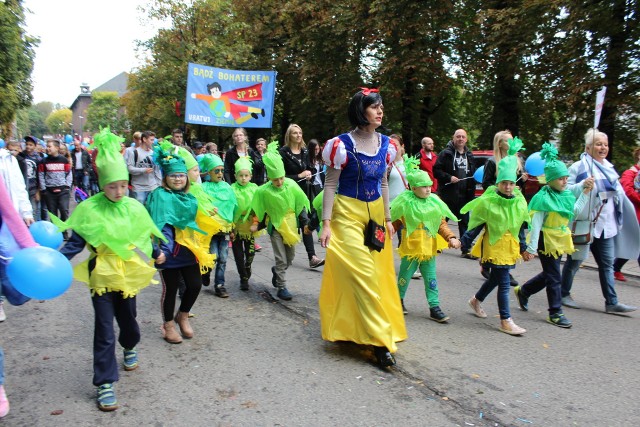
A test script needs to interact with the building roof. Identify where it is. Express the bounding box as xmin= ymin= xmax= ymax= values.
xmin=93 ymin=72 xmax=129 ymax=97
